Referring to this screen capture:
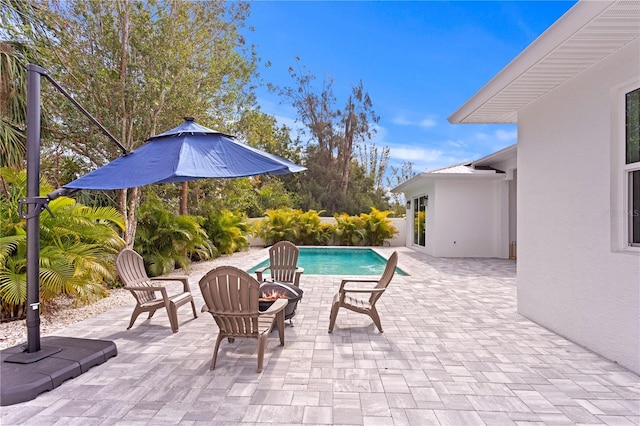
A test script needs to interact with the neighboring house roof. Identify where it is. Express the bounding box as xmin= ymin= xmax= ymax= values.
xmin=430 ymin=164 xmax=476 ymax=174
xmin=392 ymin=144 xmax=515 ymax=193
xmin=448 ymin=1 xmax=640 ymax=124
xmin=471 ymin=144 xmax=517 ymax=168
